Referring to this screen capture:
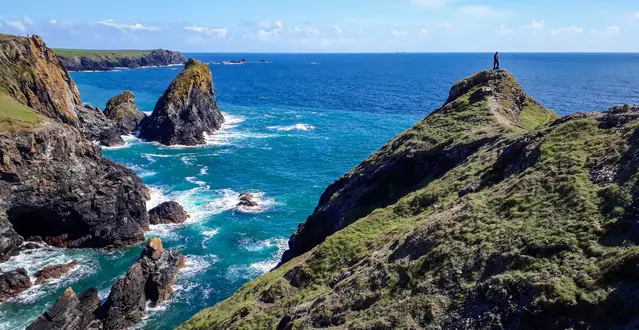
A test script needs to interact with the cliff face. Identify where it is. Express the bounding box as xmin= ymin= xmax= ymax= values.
xmin=103 ymin=90 xmax=146 ymax=134
xmin=57 ymin=49 xmax=186 ymax=72
xmin=0 ymin=34 xmax=82 ymax=126
xmin=181 ymin=71 xmax=639 ymax=330
xmin=139 ymin=58 xmax=224 ymax=146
